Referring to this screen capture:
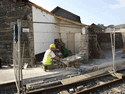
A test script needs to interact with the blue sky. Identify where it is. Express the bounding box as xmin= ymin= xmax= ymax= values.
xmin=29 ymin=0 xmax=125 ymax=26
